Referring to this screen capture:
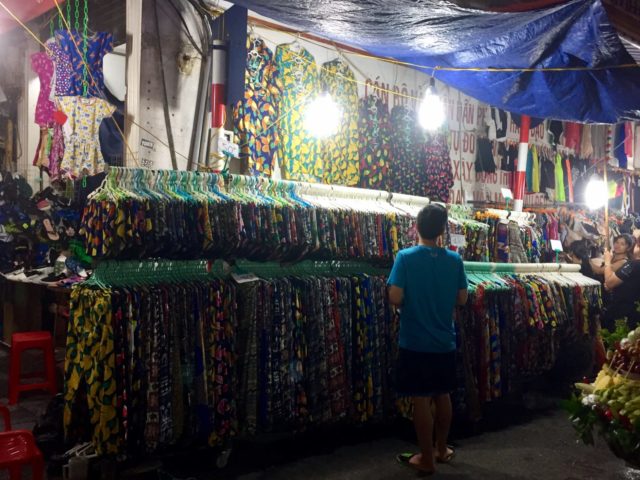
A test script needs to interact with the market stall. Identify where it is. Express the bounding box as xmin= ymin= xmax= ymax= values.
xmin=1 ymin=0 xmax=640 ymax=478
